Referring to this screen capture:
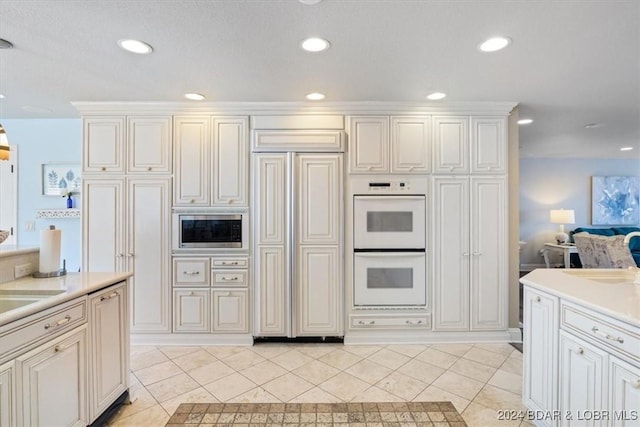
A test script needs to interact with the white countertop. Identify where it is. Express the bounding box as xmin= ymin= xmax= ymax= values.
xmin=520 ymin=268 xmax=640 ymax=328
xmin=0 ymin=245 xmax=39 ymax=258
xmin=0 ymin=271 xmax=132 ymax=326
